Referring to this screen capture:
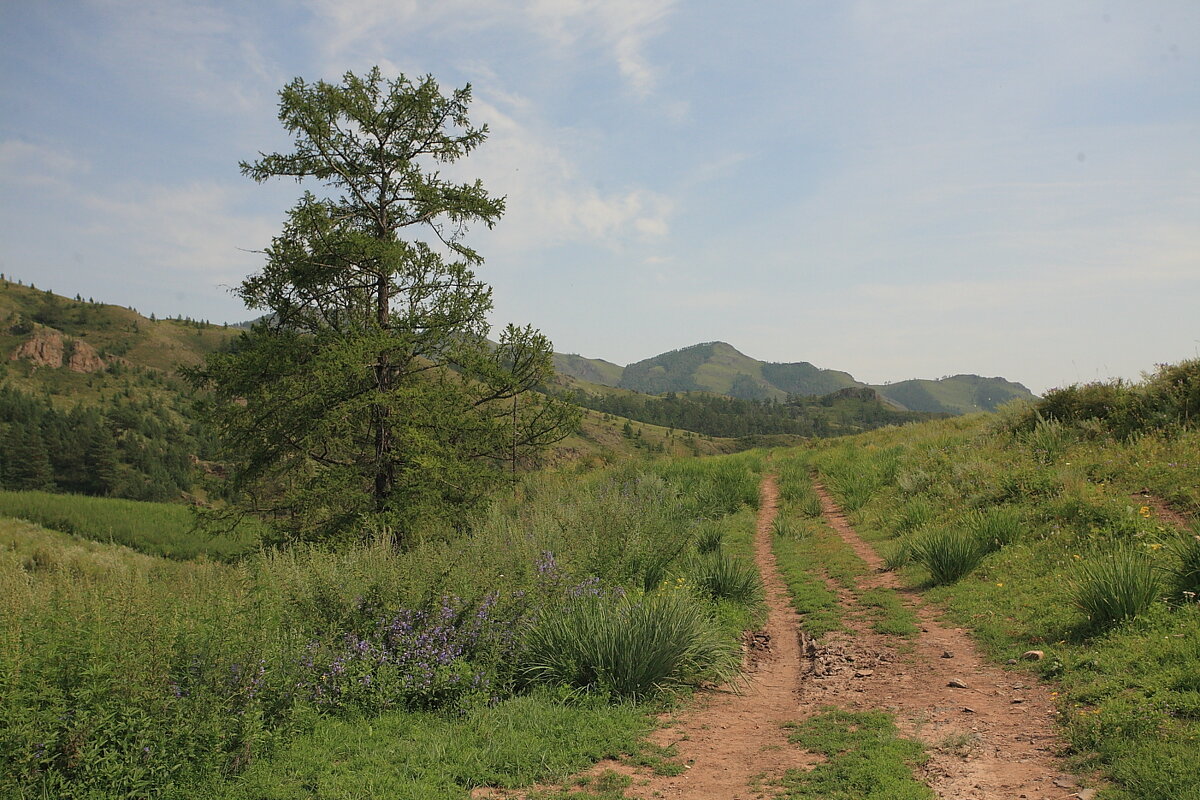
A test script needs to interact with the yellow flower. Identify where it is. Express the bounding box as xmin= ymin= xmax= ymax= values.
xmin=1139 ymin=505 xmax=1152 ymax=518
xmin=995 ymin=582 xmax=1004 ymax=587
